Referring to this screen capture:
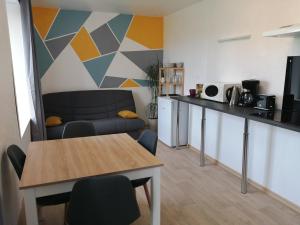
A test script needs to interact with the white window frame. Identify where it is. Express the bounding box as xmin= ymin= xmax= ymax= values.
xmin=5 ymin=0 xmax=32 ymax=137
